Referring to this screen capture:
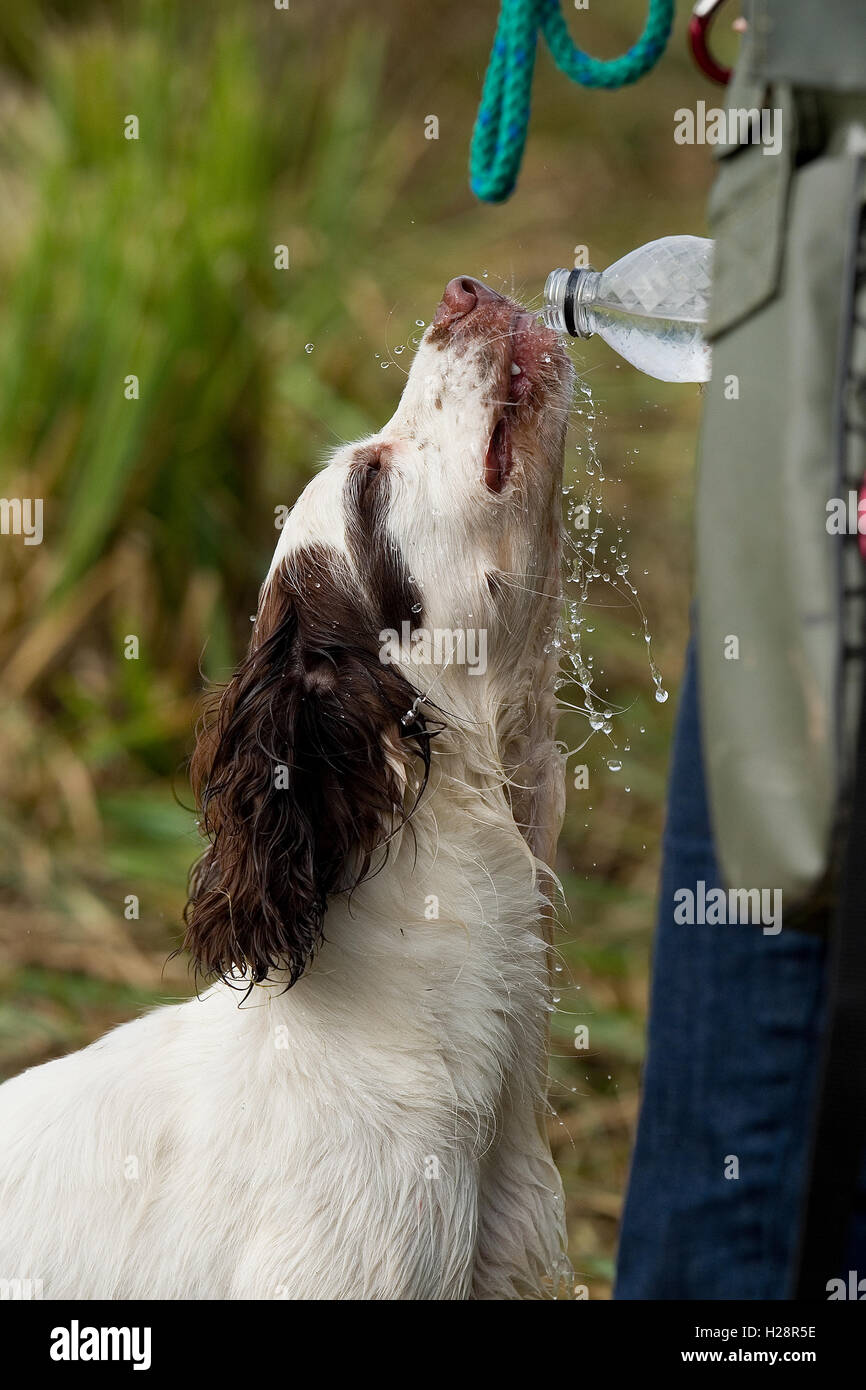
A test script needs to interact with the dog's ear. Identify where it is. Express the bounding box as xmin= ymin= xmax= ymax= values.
xmin=183 ymin=549 xmax=429 ymax=988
